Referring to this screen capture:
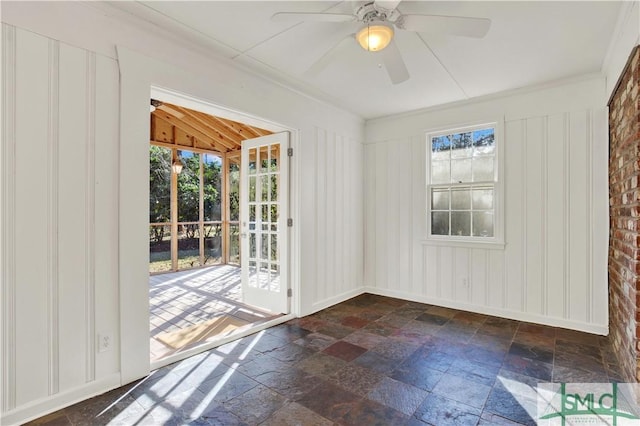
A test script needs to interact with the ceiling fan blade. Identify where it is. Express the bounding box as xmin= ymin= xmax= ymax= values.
xmin=305 ymin=34 xmax=355 ymax=76
xmin=271 ymin=12 xmax=355 ymax=23
xmin=397 ymin=14 xmax=491 ymax=38
xmin=374 ymin=0 xmax=402 ymax=12
xmin=380 ymin=39 xmax=409 ymax=84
